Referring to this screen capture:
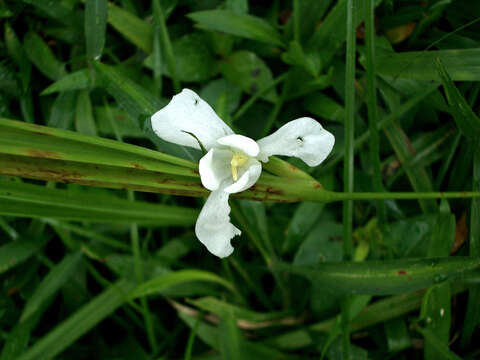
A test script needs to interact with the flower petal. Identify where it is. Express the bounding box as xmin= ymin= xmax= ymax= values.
xmin=224 ymin=159 xmax=262 ymax=194
xmin=151 ymin=89 xmax=234 ymax=150
xmin=257 ymin=117 xmax=335 ymax=166
xmin=198 ymin=148 xmax=233 ymax=191
xmin=195 ymin=189 xmax=241 ymax=258
xmin=217 ymin=134 xmax=260 ymax=157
